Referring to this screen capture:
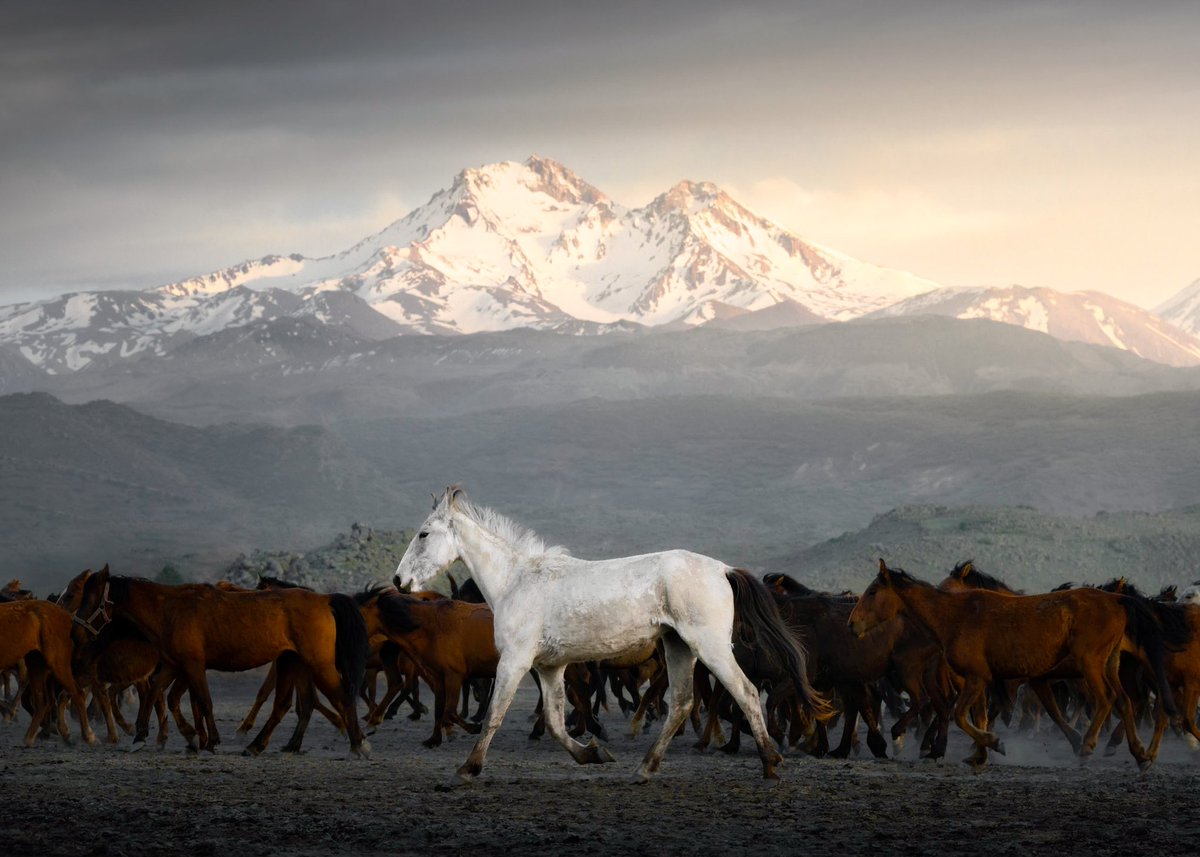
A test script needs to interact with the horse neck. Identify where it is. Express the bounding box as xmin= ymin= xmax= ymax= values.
xmin=114 ymin=579 xmax=167 ymax=641
xmin=892 ymin=584 xmax=962 ymax=647
xmin=451 ymin=511 xmax=525 ymax=605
